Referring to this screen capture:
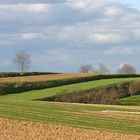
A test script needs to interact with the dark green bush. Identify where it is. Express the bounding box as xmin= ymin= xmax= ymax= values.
xmin=0 ymin=72 xmax=58 ymax=78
